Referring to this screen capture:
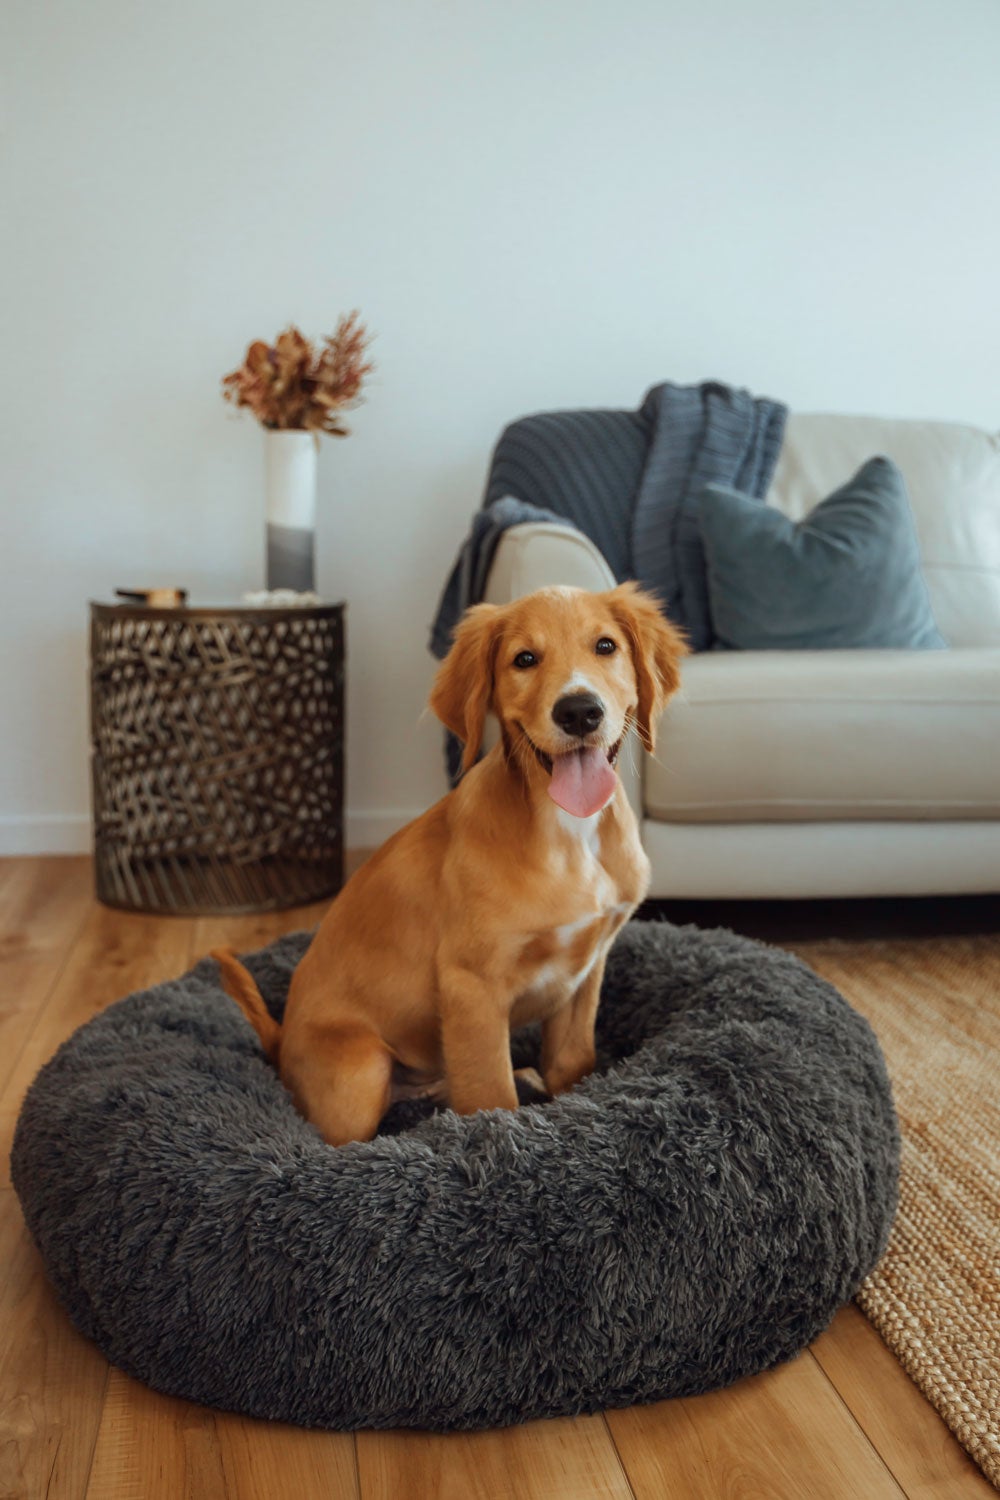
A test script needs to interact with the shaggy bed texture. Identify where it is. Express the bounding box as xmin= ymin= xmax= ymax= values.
xmin=11 ymin=921 xmax=899 ymax=1432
